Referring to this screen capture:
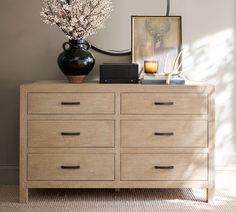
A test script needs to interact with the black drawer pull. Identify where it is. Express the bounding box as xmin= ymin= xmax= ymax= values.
xmin=154 ymin=166 xmax=174 ymax=170
xmin=61 ymin=132 xmax=80 ymax=136
xmin=61 ymin=165 xmax=80 ymax=169
xmin=154 ymin=102 xmax=174 ymax=106
xmin=61 ymin=102 xmax=80 ymax=105
xmin=154 ymin=132 xmax=174 ymax=136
